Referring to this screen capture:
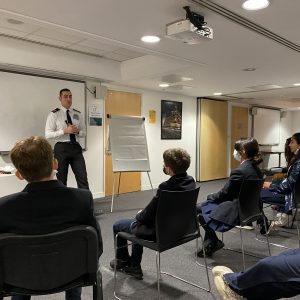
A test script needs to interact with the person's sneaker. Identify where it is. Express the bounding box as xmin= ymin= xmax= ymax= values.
xmin=123 ymin=265 xmax=143 ymax=280
xmin=109 ymin=258 xmax=130 ymax=270
xmin=197 ymin=239 xmax=224 ymax=257
xmin=212 ymin=266 xmax=243 ymax=300
xmin=274 ymin=212 xmax=289 ymax=227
